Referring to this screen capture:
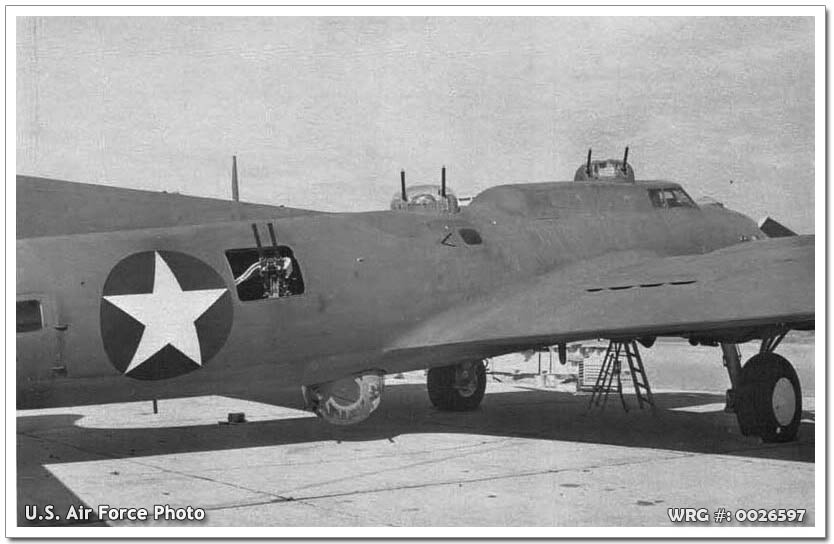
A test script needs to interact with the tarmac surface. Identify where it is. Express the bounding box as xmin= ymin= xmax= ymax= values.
xmin=17 ymin=340 xmax=816 ymax=529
